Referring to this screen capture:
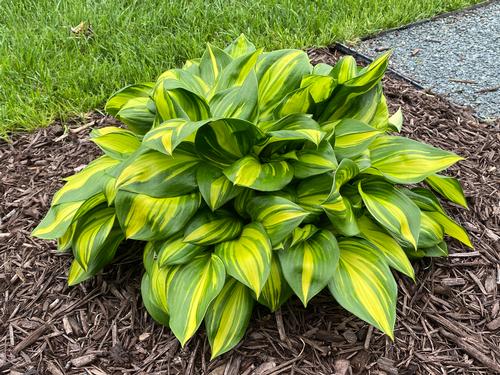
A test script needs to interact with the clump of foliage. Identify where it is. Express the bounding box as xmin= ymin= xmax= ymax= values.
xmin=34 ymin=35 xmax=471 ymax=358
